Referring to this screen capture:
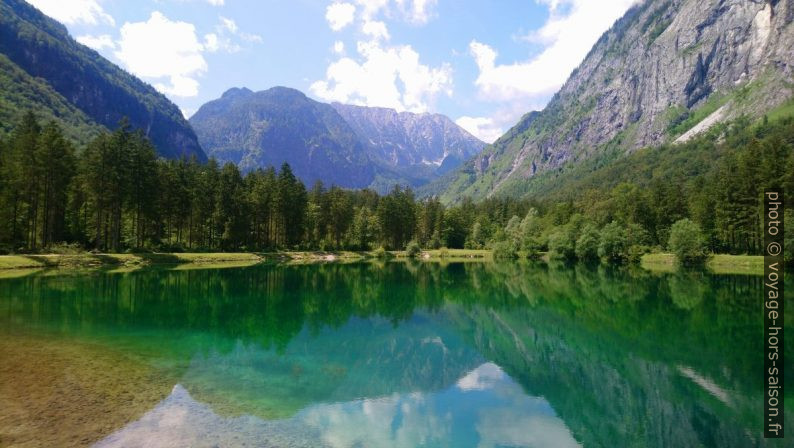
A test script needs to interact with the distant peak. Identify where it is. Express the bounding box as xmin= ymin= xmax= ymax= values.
xmin=264 ymin=86 xmax=307 ymax=97
xmin=221 ymin=87 xmax=253 ymax=99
